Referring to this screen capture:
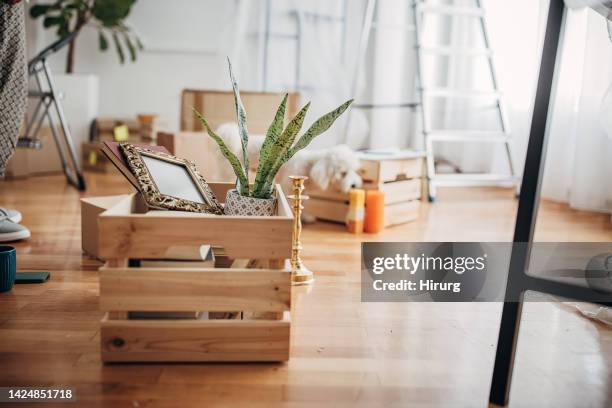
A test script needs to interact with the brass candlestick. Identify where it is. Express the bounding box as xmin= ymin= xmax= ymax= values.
xmin=288 ymin=175 xmax=314 ymax=285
